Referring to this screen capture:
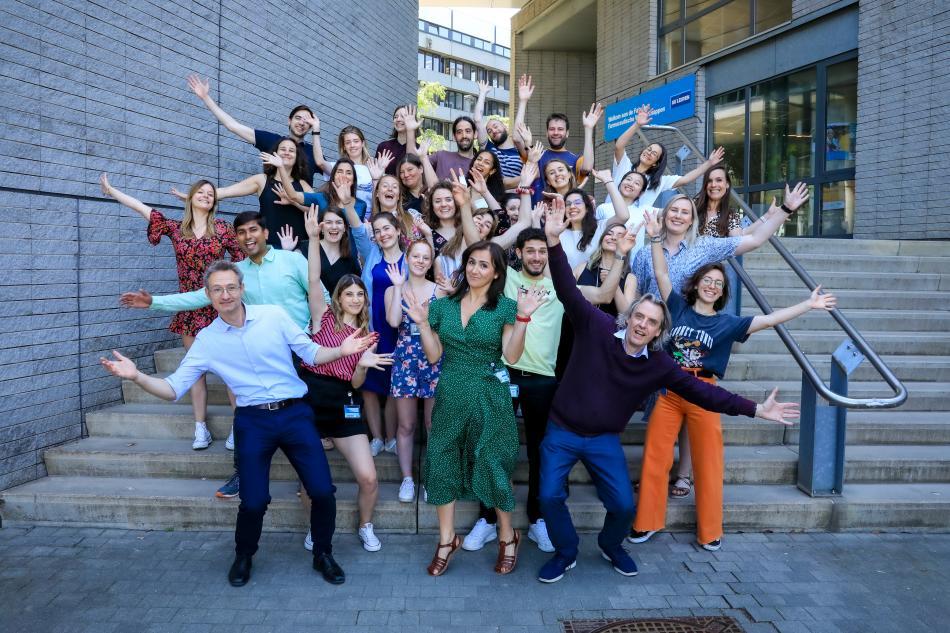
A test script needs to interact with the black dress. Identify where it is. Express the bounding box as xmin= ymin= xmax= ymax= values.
xmin=320 ymin=246 xmax=362 ymax=296
xmin=260 ymin=176 xmax=306 ymax=251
